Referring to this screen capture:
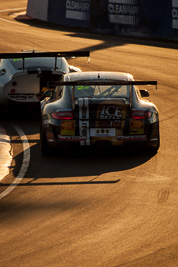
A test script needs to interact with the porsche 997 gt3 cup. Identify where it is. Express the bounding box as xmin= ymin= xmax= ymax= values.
xmin=40 ymin=71 xmax=159 ymax=154
xmin=0 ymin=50 xmax=89 ymax=112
